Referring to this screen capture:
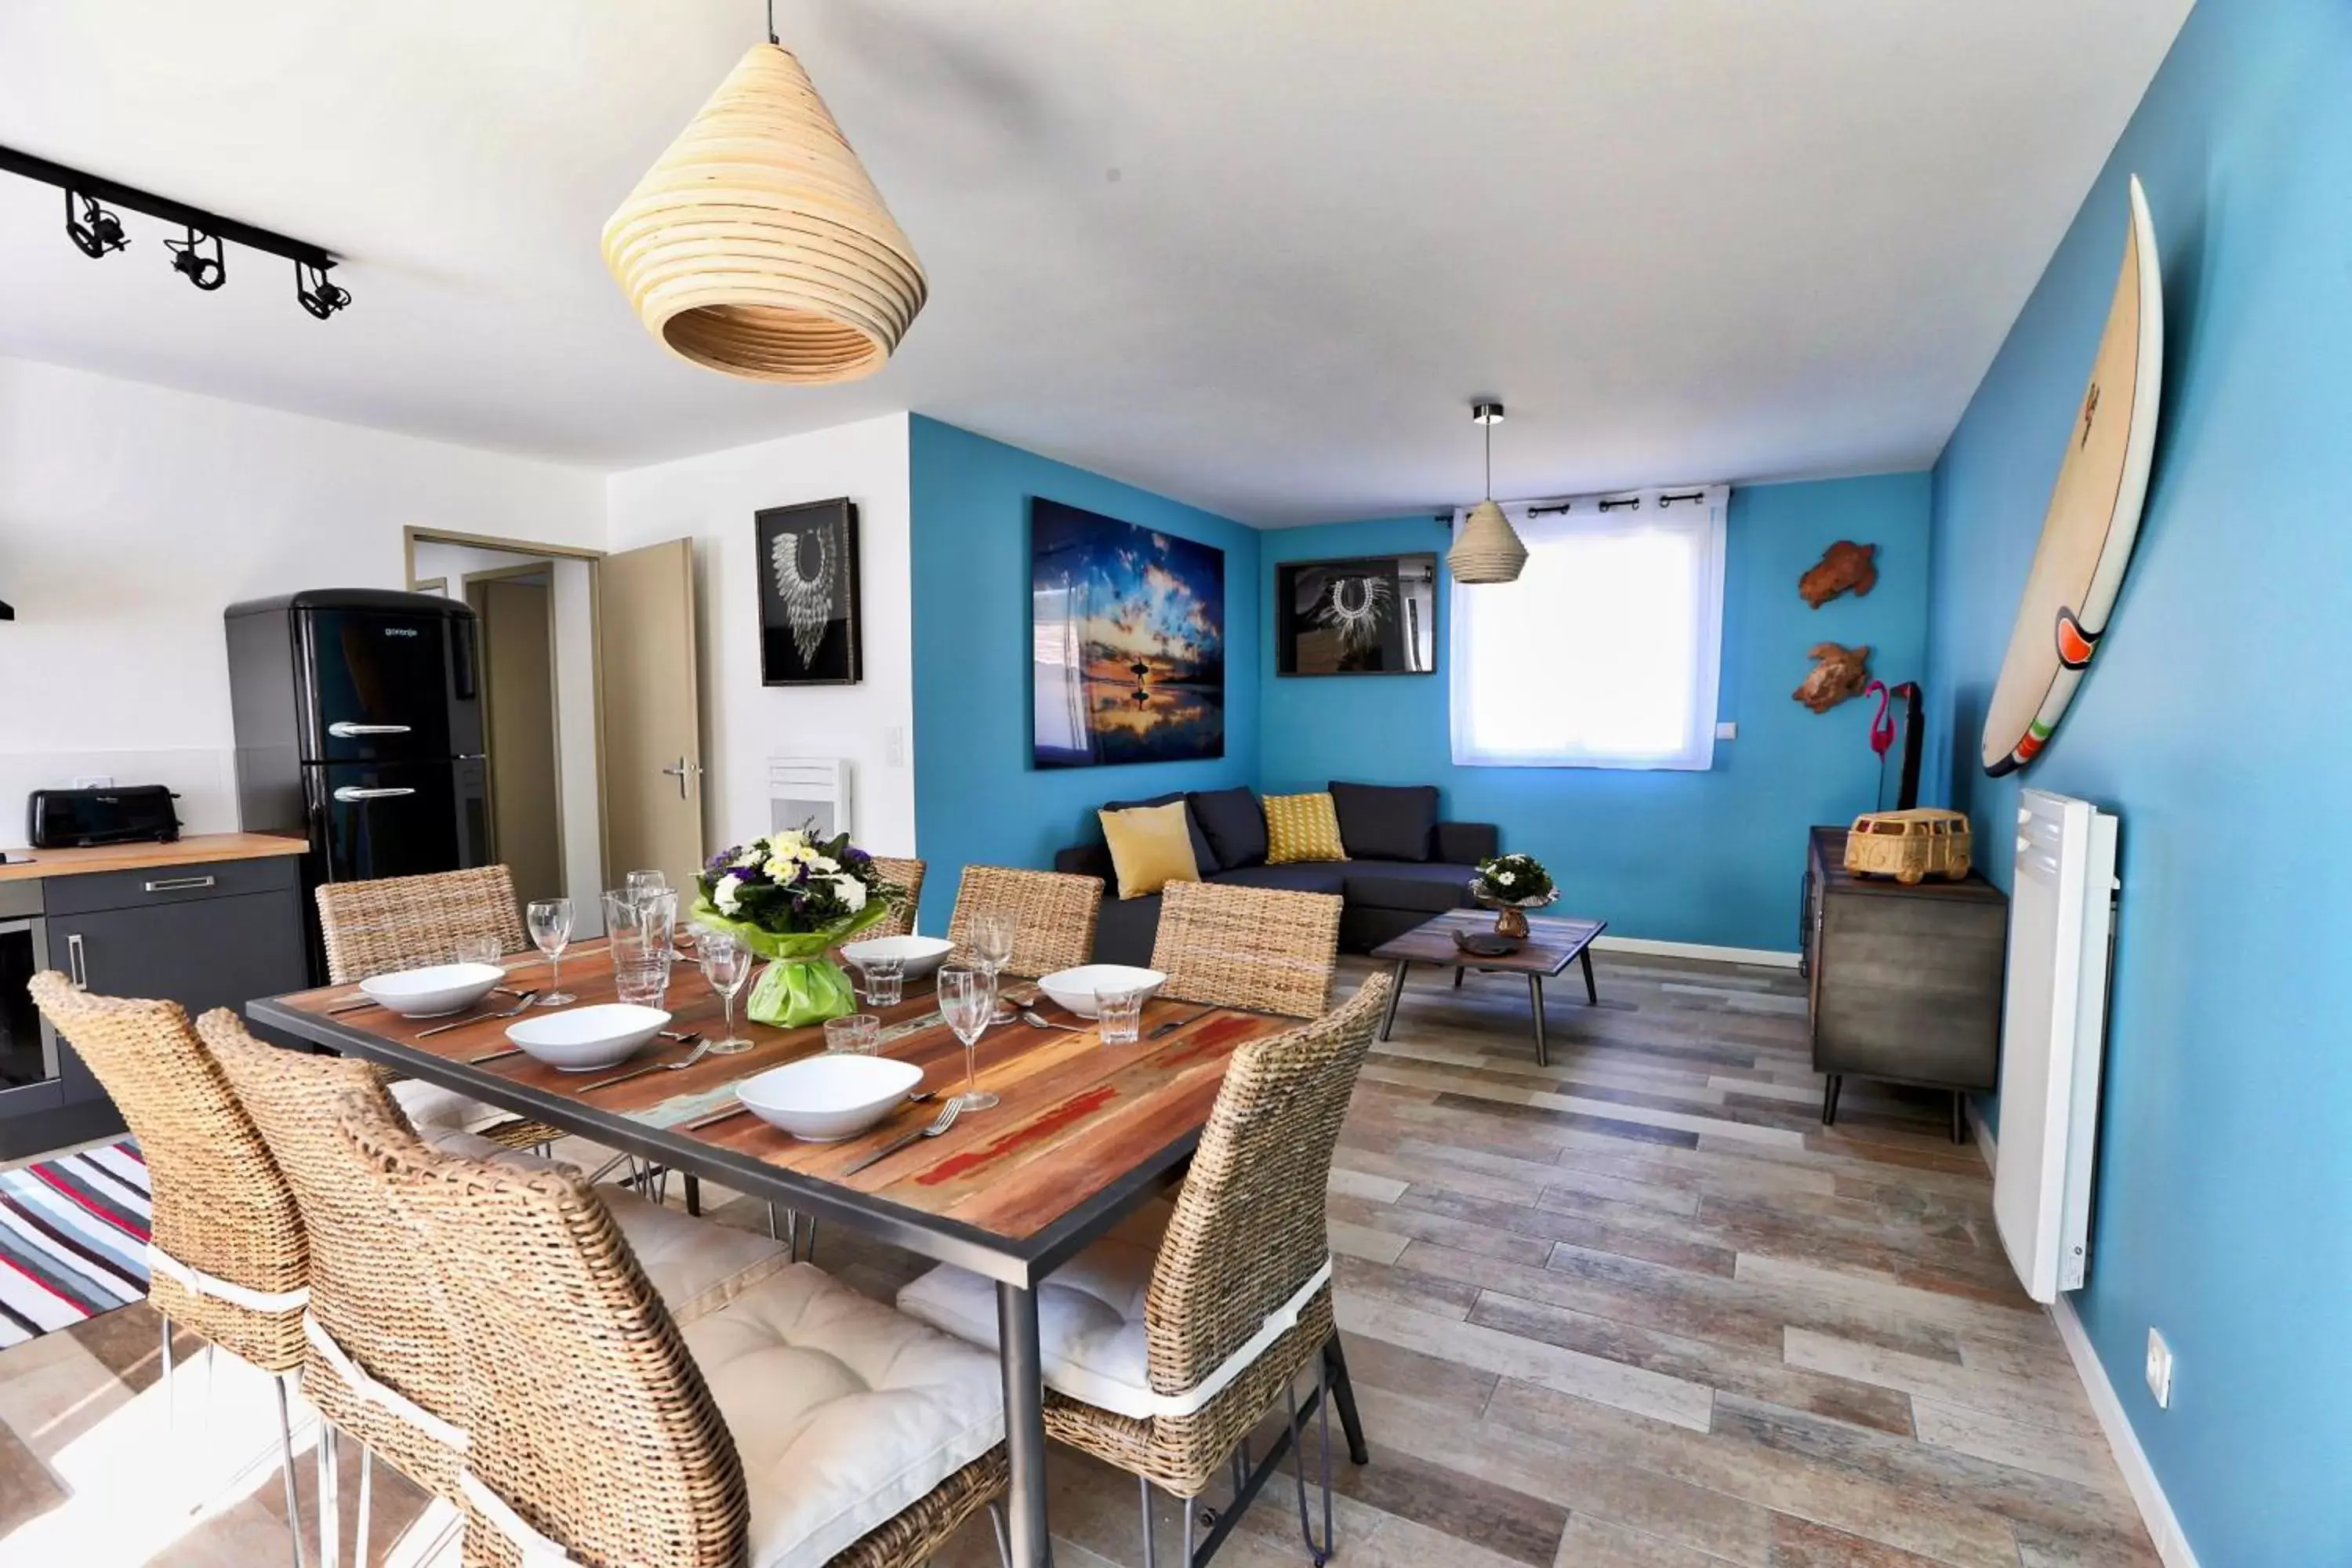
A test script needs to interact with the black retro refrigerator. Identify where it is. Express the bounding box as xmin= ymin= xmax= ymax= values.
xmin=224 ymin=589 xmax=490 ymax=982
